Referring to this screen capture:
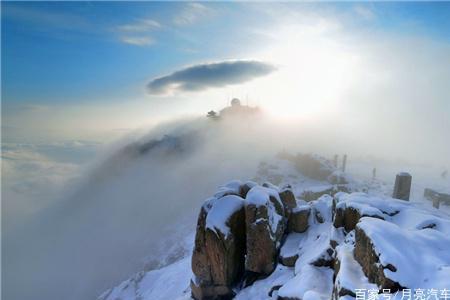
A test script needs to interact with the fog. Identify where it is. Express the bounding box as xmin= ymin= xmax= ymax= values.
xmin=3 ymin=103 xmax=449 ymax=300
xmin=2 ymin=114 xmax=316 ymax=300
